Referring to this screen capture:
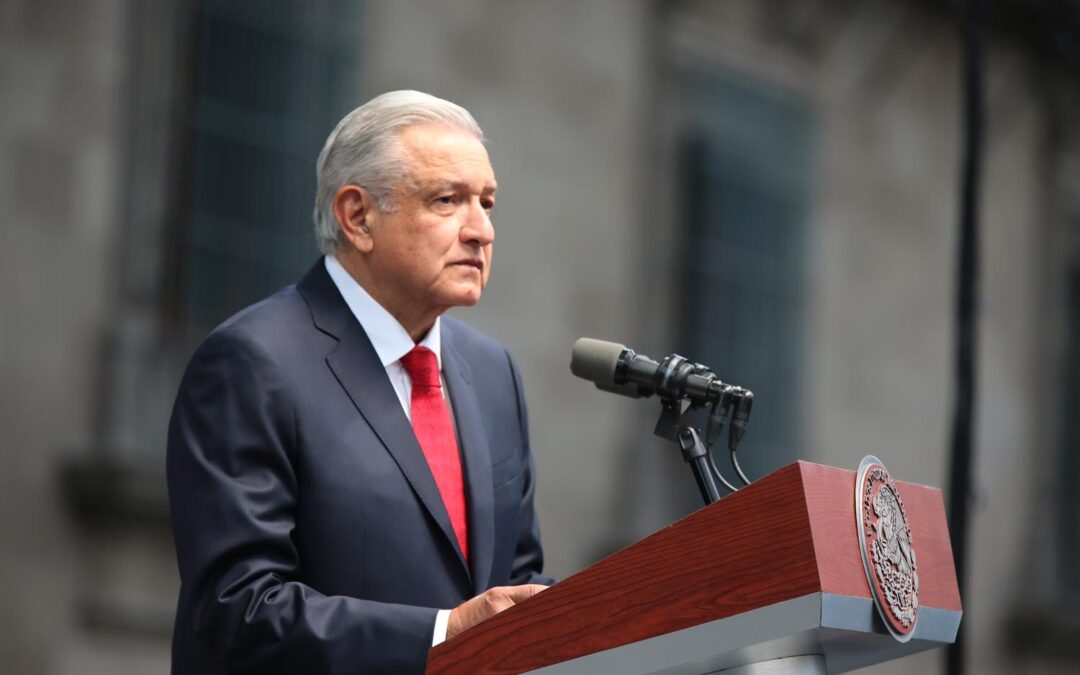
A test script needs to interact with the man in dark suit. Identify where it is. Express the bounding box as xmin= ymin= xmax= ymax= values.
xmin=167 ymin=90 xmax=552 ymax=674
